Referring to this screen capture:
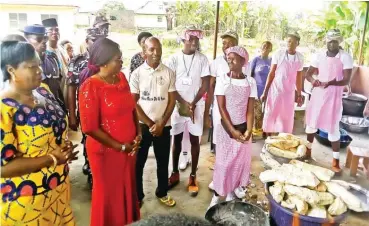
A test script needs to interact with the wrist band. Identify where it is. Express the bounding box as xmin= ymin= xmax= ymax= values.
xmin=48 ymin=154 xmax=58 ymax=168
